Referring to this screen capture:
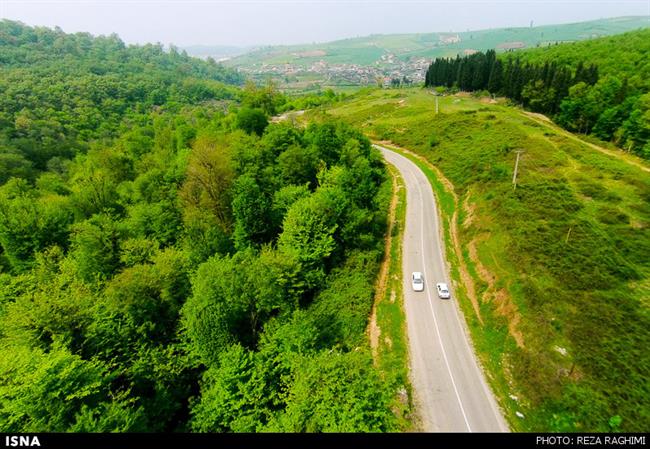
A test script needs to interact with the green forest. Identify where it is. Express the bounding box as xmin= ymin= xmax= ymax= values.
xmin=424 ymin=29 xmax=650 ymax=159
xmin=0 ymin=21 xmax=397 ymax=432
